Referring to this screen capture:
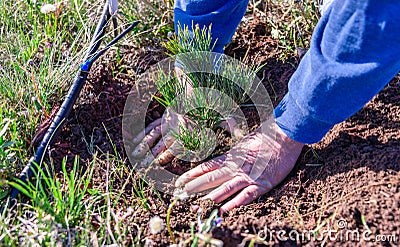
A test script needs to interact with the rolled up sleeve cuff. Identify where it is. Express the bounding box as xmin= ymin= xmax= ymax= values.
xmin=274 ymin=93 xmax=334 ymax=144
